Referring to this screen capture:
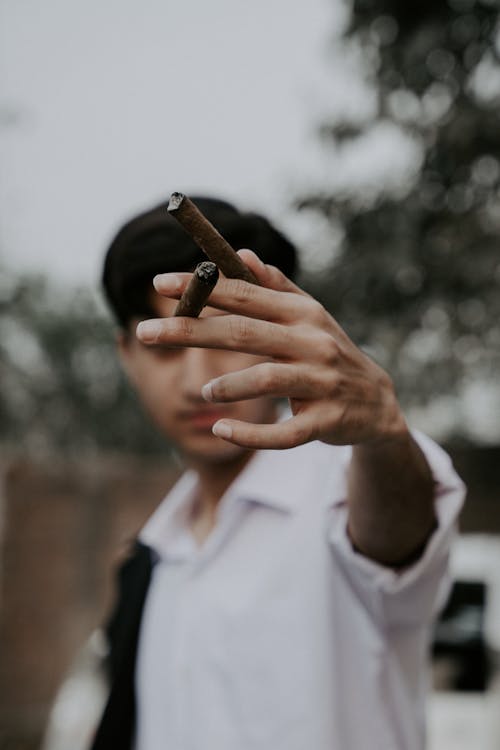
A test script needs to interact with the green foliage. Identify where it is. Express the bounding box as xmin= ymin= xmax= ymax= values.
xmin=0 ymin=269 xmax=169 ymax=457
xmin=297 ymin=0 xmax=500 ymax=419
